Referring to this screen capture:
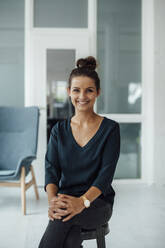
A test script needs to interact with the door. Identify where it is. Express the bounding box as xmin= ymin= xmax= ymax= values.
xmin=29 ymin=32 xmax=91 ymax=185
